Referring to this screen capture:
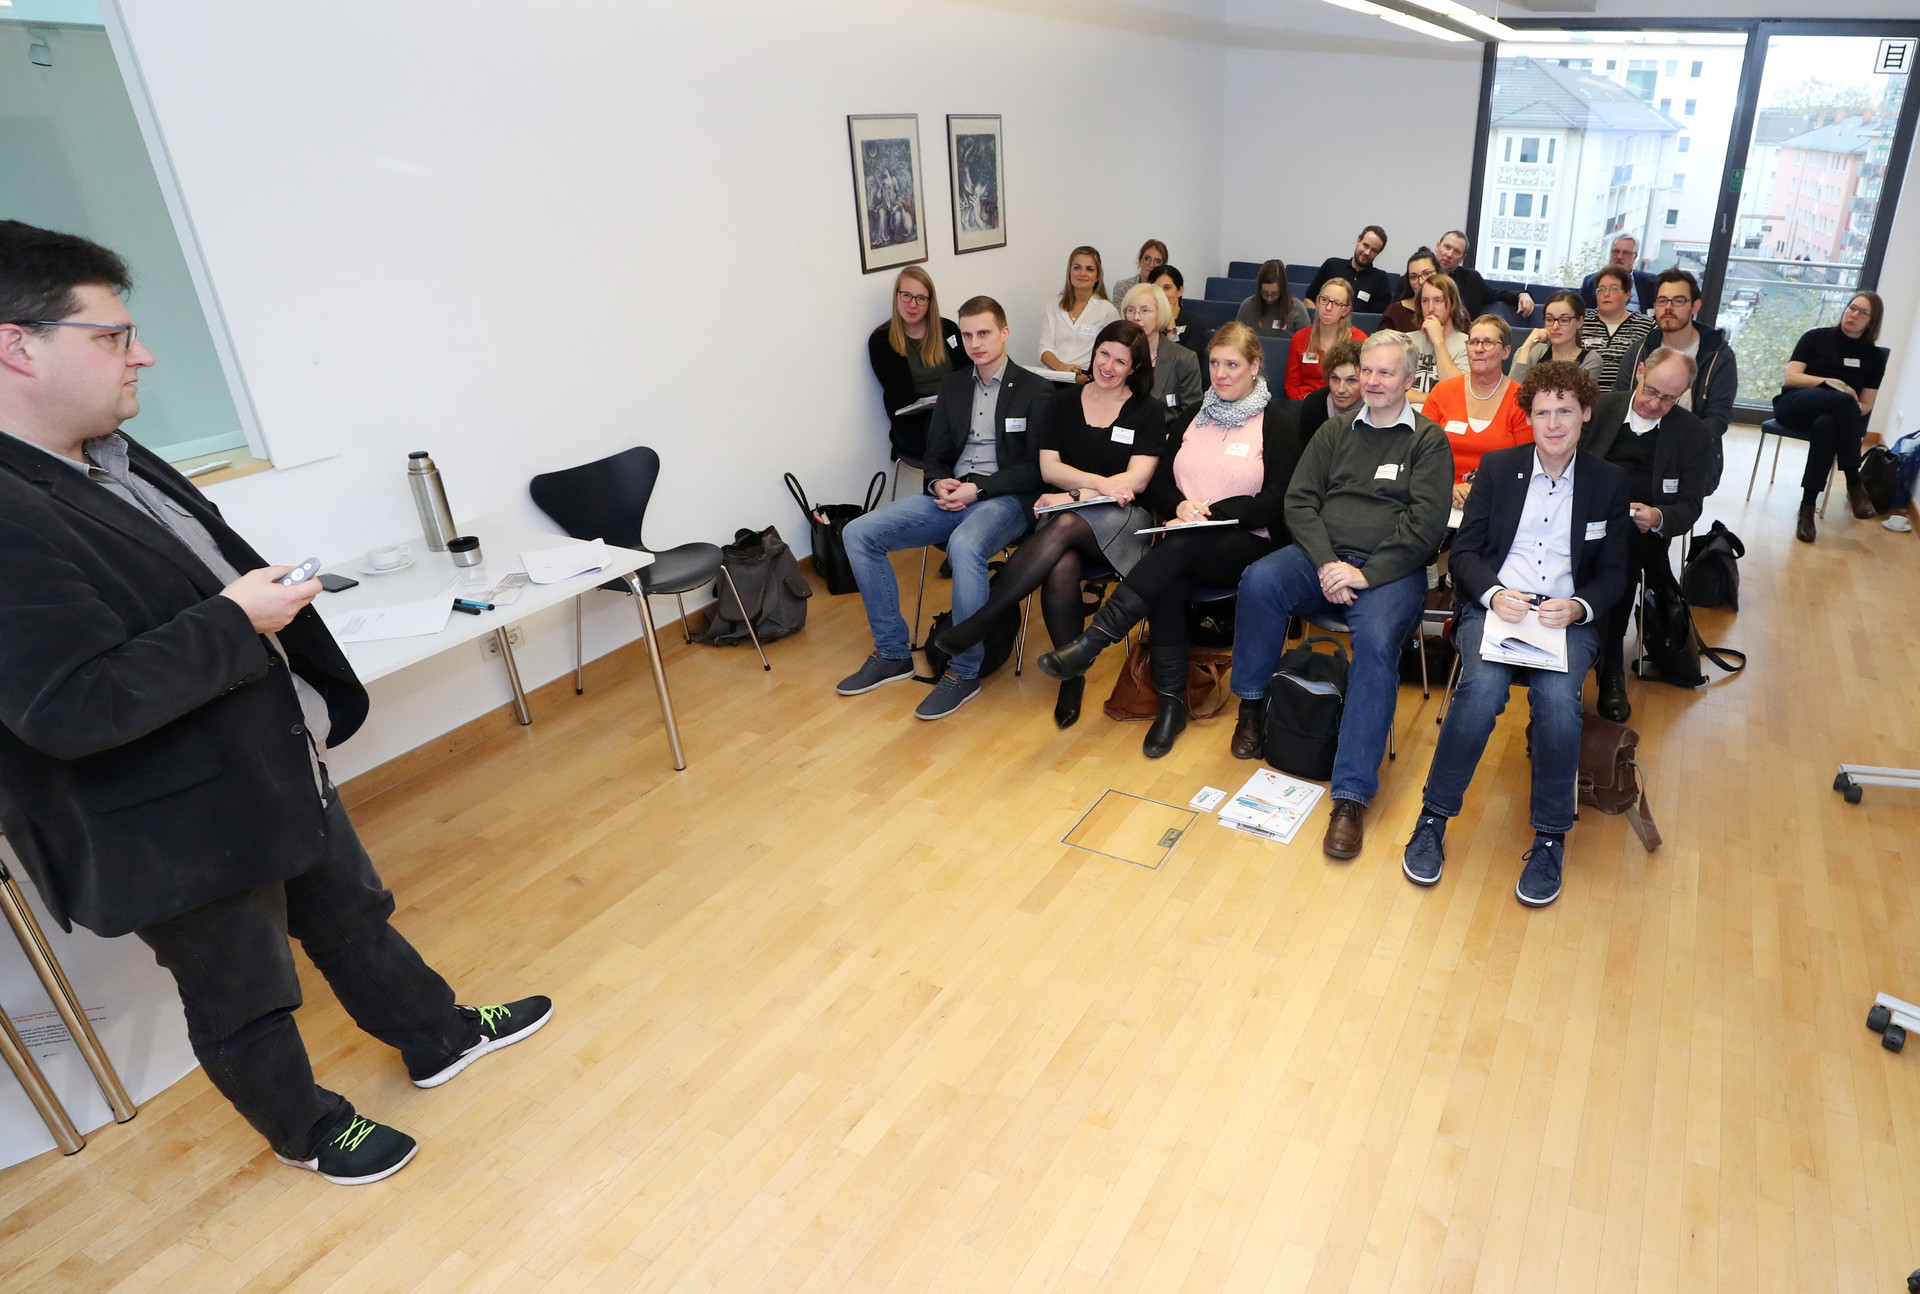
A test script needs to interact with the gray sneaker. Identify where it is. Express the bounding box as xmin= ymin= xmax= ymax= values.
xmin=836 ymin=653 xmax=914 ymax=695
xmin=914 ymin=672 xmax=981 ymax=720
